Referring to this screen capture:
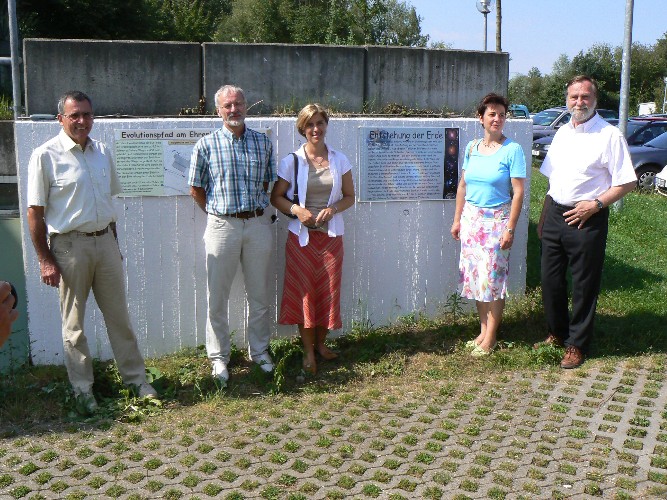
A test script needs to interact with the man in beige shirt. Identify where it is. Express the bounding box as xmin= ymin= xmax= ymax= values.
xmin=27 ymin=90 xmax=156 ymax=413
